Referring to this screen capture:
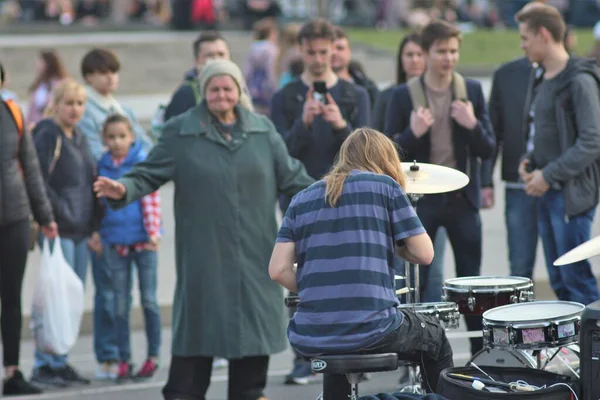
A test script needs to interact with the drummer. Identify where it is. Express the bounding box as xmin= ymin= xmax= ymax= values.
xmin=269 ymin=127 xmax=454 ymax=393
xmin=383 ymin=19 xmax=495 ymax=356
